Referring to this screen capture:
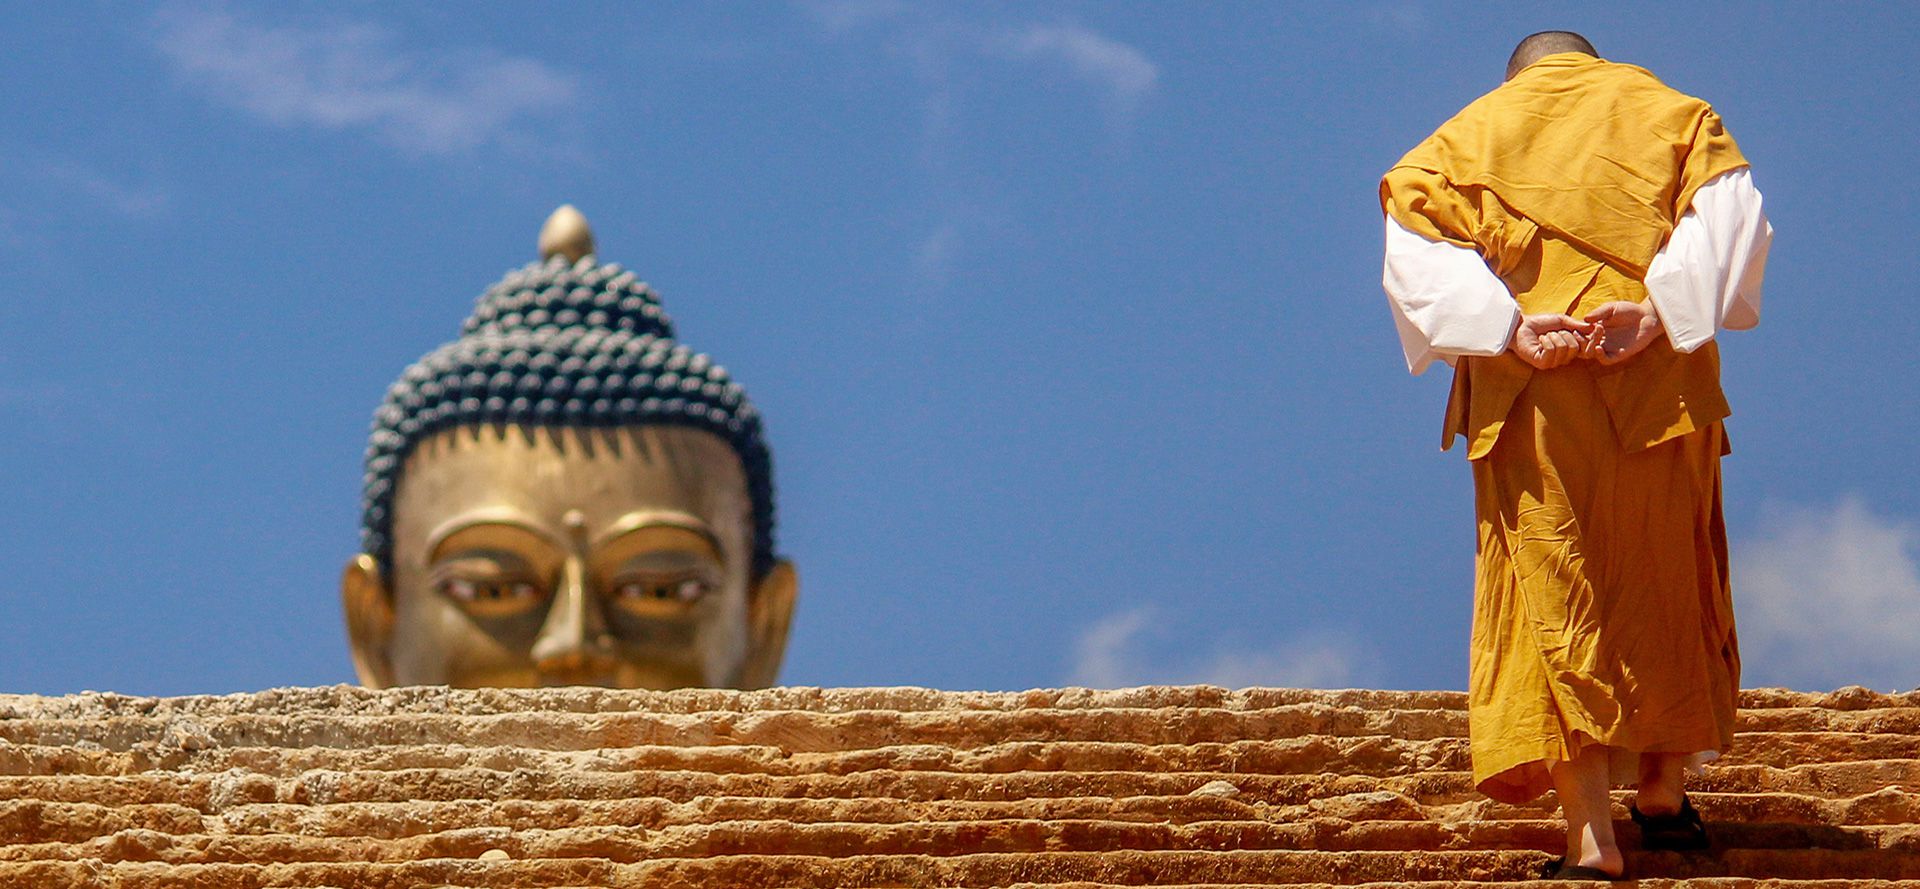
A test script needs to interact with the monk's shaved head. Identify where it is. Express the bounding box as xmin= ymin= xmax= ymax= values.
xmin=1506 ymin=31 xmax=1597 ymax=80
